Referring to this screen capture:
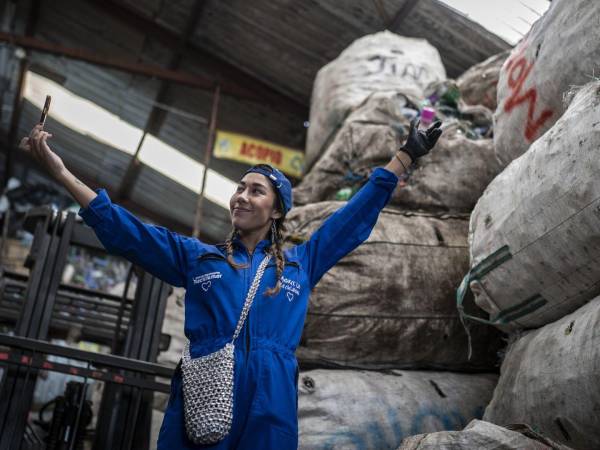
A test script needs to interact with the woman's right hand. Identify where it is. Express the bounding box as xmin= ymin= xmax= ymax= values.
xmin=19 ymin=124 xmax=66 ymax=179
